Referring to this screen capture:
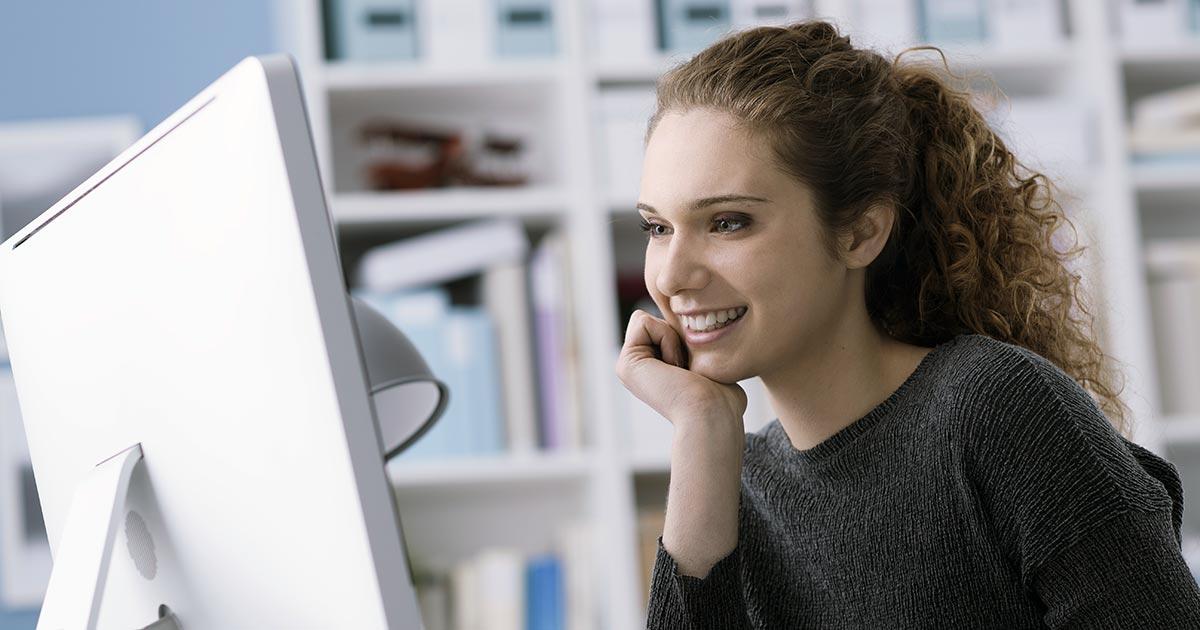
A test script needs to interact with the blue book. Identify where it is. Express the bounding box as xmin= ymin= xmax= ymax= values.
xmin=372 ymin=288 xmax=465 ymax=461
xmin=525 ymin=553 xmax=564 ymax=630
xmin=446 ymin=307 xmax=506 ymax=456
xmin=390 ymin=318 xmax=459 ymax=460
